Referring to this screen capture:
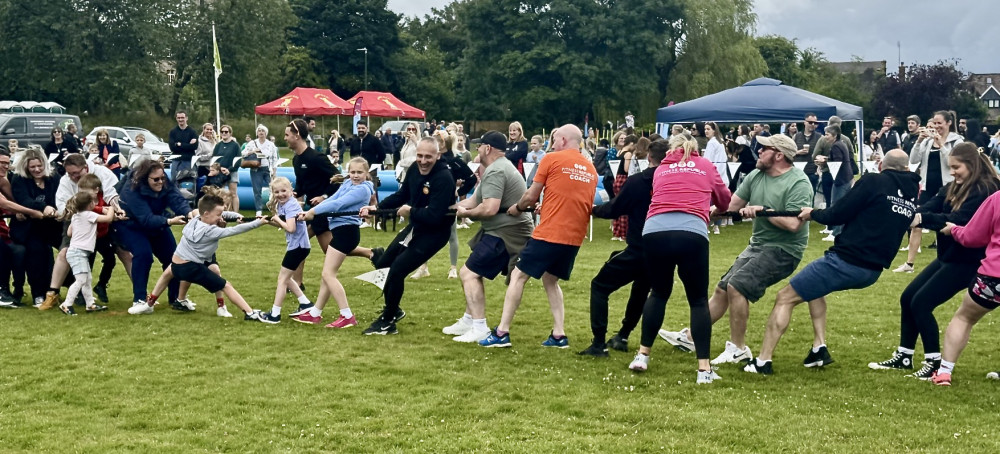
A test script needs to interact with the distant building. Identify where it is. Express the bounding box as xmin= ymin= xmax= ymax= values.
xmin=968 ymin=73 xmax=1000 ymax=121
xmin=828 ymin=60 xmax=887 ymax=76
